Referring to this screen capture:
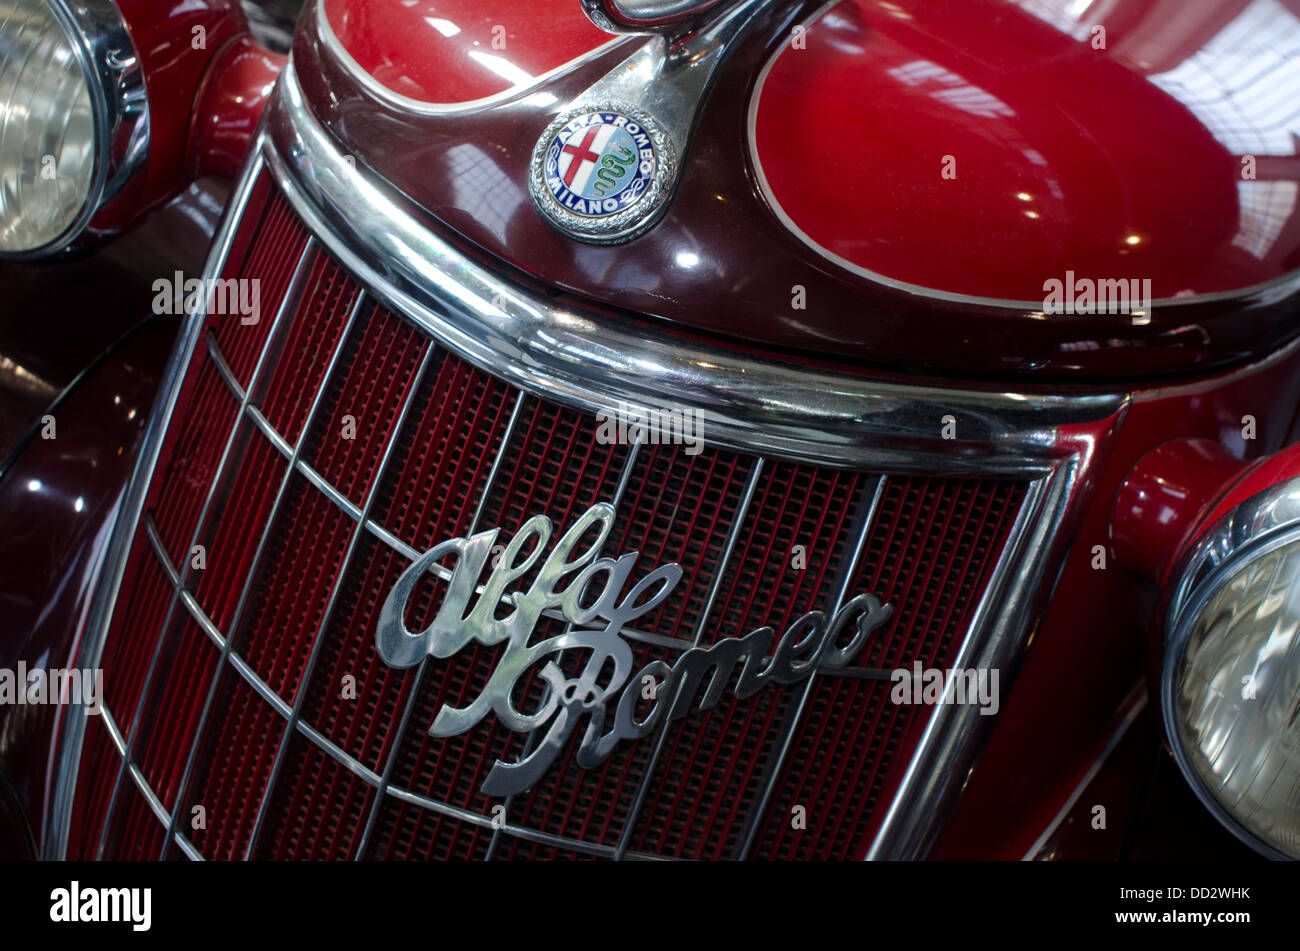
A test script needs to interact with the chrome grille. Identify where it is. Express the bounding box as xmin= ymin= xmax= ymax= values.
xmin=56 ymin=159 xmax=1041 ymax=862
